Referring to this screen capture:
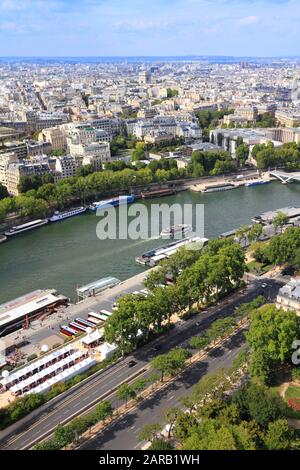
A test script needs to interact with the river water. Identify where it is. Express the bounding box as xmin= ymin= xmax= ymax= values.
xmin=1 ymin=181 xmax=300 ymax=304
